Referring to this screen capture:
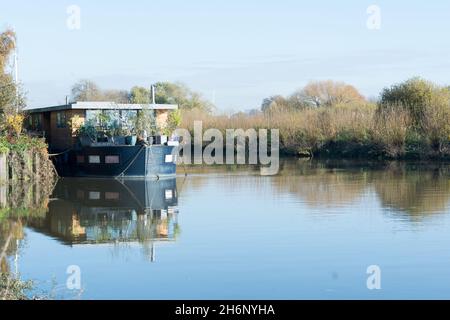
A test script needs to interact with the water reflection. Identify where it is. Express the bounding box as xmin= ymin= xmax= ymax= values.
xmin=28 ymin=179 xmax=179 ymax=246
xmin=183 ymin=159 xmax=450 ymax=218
xmin=1 ymin=160 xmax=450 ymax=299
xmin=0 ymin=178 xmax=179 ymax=273
xmin=0 ymin=182 xmax=52 ymax=274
